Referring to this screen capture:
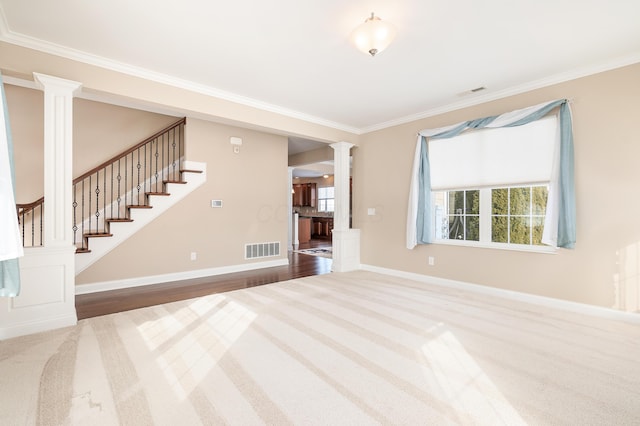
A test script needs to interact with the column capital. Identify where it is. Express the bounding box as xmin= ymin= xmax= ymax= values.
xmin=33 ymin=73 xmax=82 ymax=95
xmin=330 ymin=141 xmax=355 ymax=151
